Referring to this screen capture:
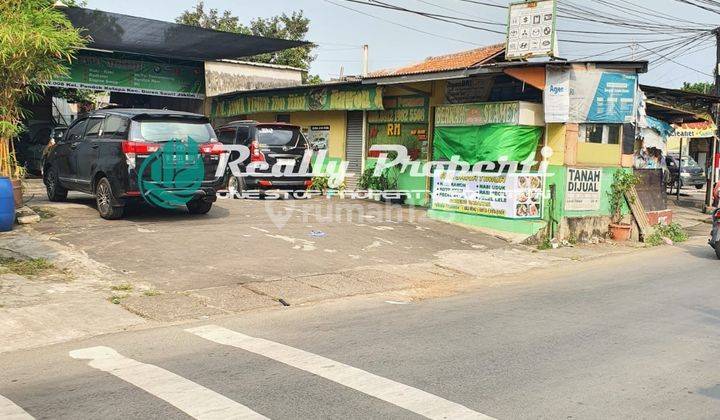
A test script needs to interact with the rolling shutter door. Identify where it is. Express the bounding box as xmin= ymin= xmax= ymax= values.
xmin=345 ymin=111 xmax=364 ymax=190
